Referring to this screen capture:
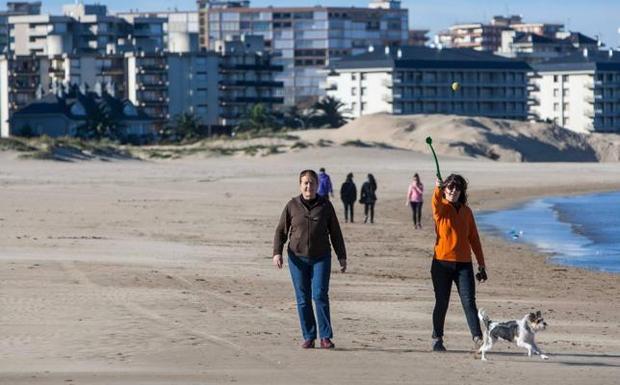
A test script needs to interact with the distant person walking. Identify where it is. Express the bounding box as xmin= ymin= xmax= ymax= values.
xmin=430 ymin=174 xmax=487 ymax=352
xmin=406 ymin=173 xmax=424 ymax=229
xmin=317 ymin=167 xmax=333 ymax=200
xmin=360 ymin=174 xmax=377 ymax=224
xmin=273 ymin=169 xmax=347 ymax=349
xmin=340 ymin=172 xmax=357 ymax=223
